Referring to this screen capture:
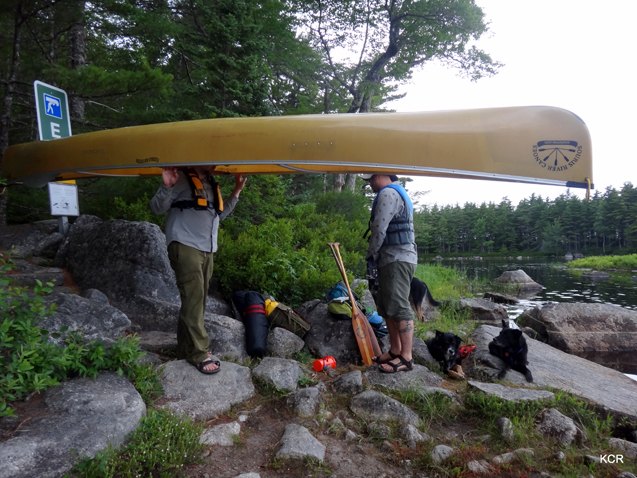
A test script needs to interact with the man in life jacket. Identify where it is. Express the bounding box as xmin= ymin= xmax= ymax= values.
xmin=361 ymin=173 xmax=417 ymax=373
xmin=150 ymin=166 xmax=247 ymax=374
